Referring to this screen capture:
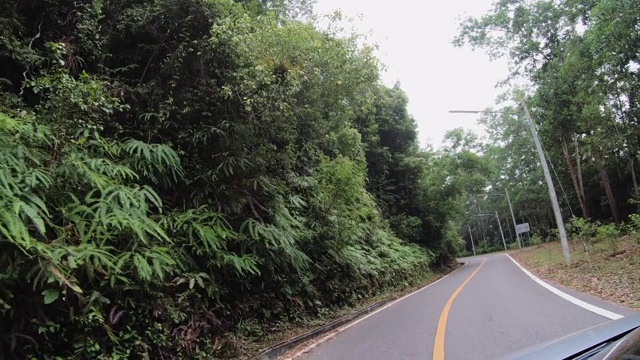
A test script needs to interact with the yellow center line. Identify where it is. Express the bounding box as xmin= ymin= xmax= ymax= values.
xmin=433 ymin=258 xmax=487 ymax=360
